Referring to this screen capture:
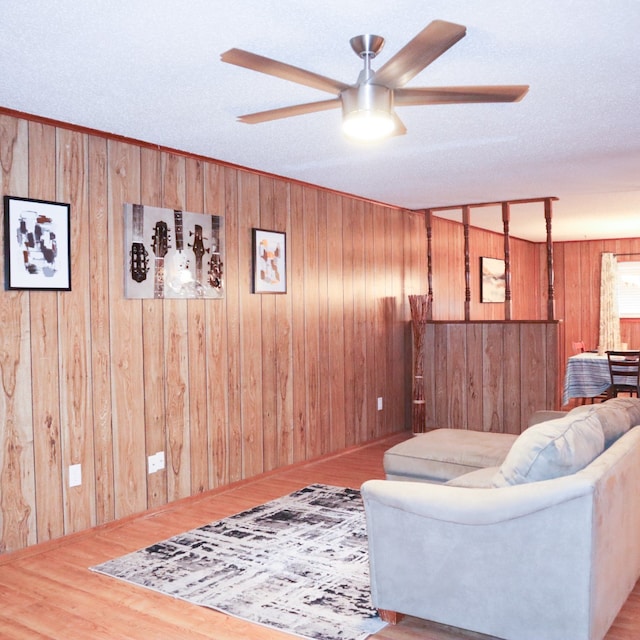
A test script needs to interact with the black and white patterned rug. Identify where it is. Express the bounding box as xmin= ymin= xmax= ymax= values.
xmin=91 ymin=484 xmax=385 ymax=640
